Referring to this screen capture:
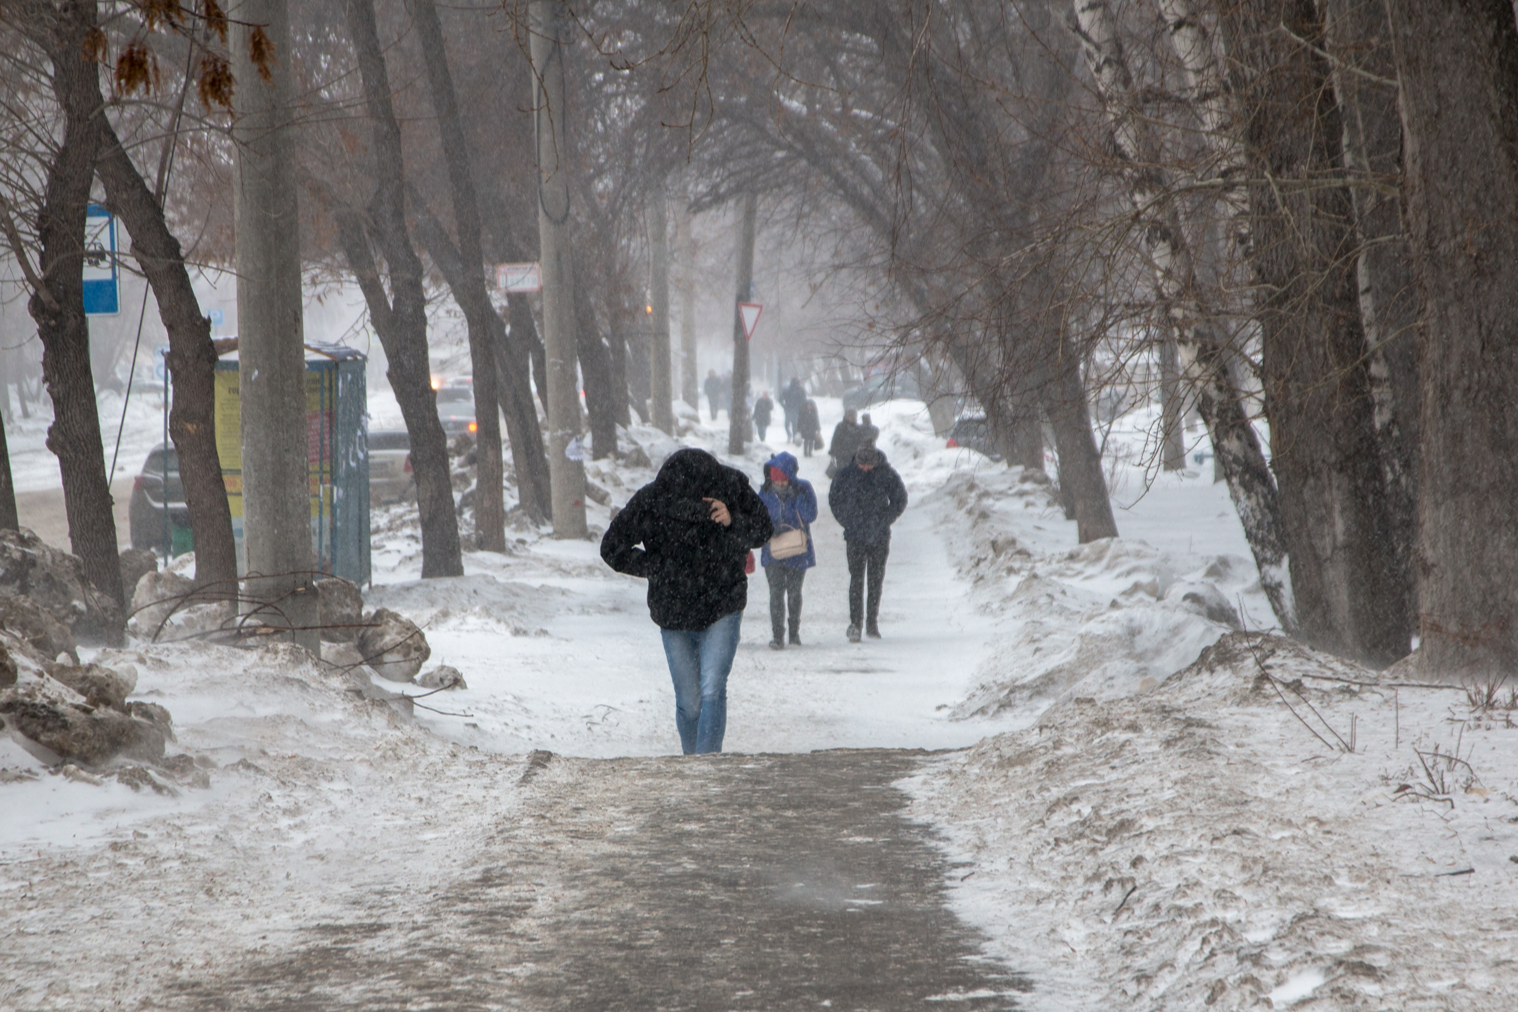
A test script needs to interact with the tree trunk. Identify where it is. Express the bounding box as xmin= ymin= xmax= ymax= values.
xmin=728 ymin=192 xmax=756 ymax=456
xmin=0 ymin=408 xmax=16 ymax=531
xmin=529 ymin=0 xmax=587 ymax=537
xmin=94 ymin=125 xmax=237 ymax=589
xmin=341 ymin=0 xmax=462 ymax=576
xmin=1158 ymin=339 xmax=1186 ymax=471
xmin=233 ymin=0 xmax=317 ymax=652
xmin=676 ymin=200 xmax=698 ymax=408
xmin=411 ymin=0 xmax=517 ymax=550
xmin=624 ymin=319 xmax=652 ymax=424
xmin=1322 ymin=0 xmax=1420 ymax=649
xmin=643 ymin=184 xmax=667 ymax=433
xmin=1387 ymin=0 xmax=1518 ymax=679
xmin=407 ymin=199 xmax=552 ymax=523
xmin=1040 ymin=331 xmax=1117 ymax=543
xmin=570 ymin=256 xmax=620 ymax=457
xmin=1225 ymin=0 xmax=1409 ymax=665
xmin=507 ymin=292 xmax=550 ymax=418
xmin=25 ymin=0 xmax=125 ymax=630
xmin=1068 ymin=0 xmax=1296 ymax=632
